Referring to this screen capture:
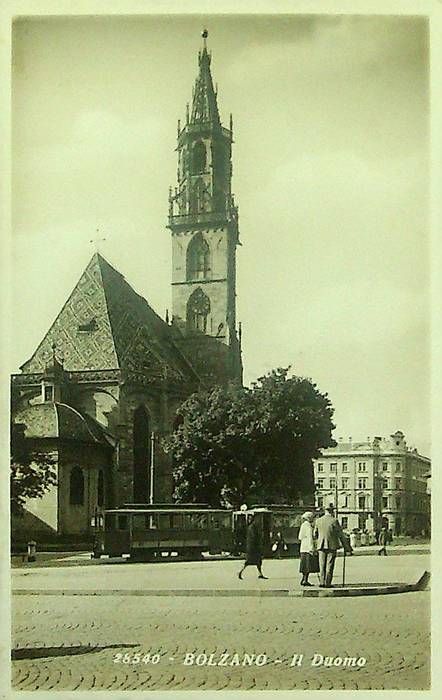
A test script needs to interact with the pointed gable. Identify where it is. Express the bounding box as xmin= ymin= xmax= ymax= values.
xmin=21 ymin=253 xmax=199 ymax=385
xmin=21 ymin=254 xmax=119 ymax=373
